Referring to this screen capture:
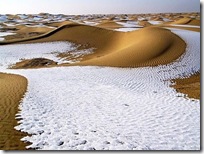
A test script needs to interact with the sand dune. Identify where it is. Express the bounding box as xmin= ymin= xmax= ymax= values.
xmin=45 ymin=21 xmax=74 ymax=27
xmin=172 ymin=17 xmax=192 ymax=24
xmin=151 ymin=17 xmax=163 ymax=21
xmin=167 ymin=18 xmax=200 ymax=26
xmin=3 ymin=25 xmax=54 ymax=40
xmin=0 ymin=23 xmax=186 ymax=68
xmin=17 ymin=26 xmax=53 ymax=34
xmin=0 ymin=73 xmax=29 ymax=150
xmin=186 ymin=19 xmax=200 ymax=26
xmin=96 ymin=21 xmax=123 ymax=29
xmin=77 ymin=27 xmax=185 ymax=67
xmin=138 ymin=21 xmax=152 ymax=27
